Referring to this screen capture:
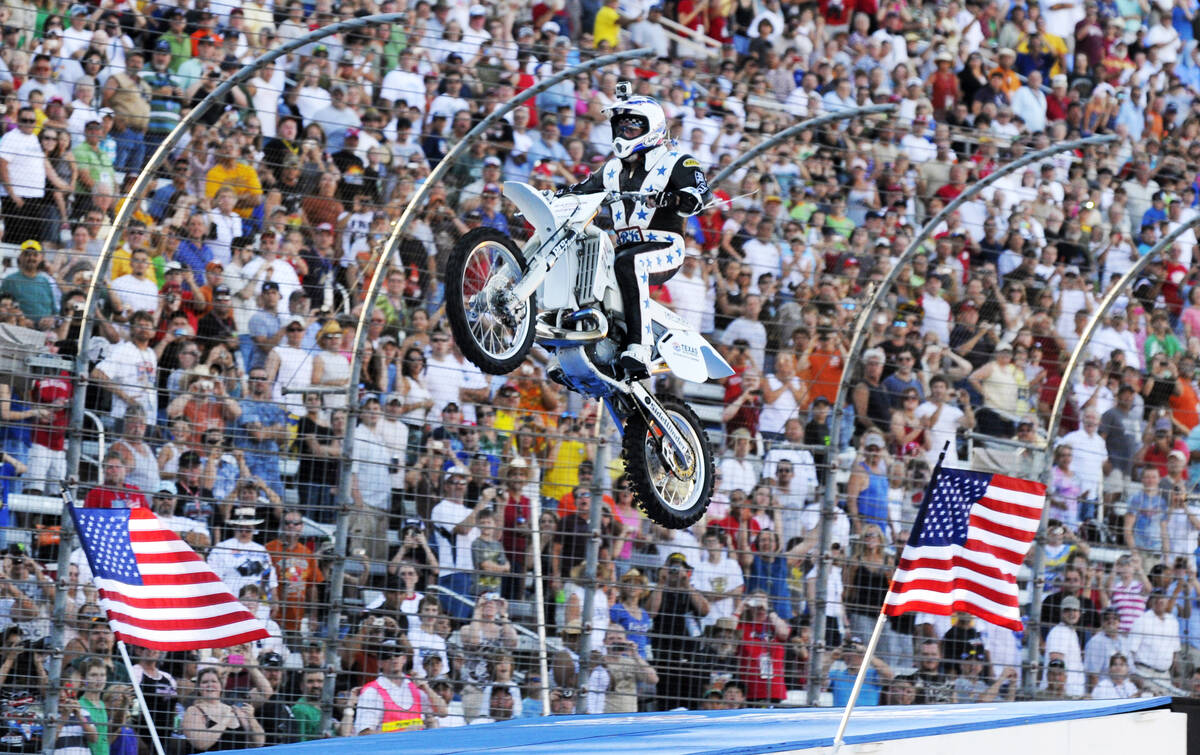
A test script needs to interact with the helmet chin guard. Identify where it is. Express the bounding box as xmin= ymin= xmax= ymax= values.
xmin=604 ymin=95 xmax=668 ymax=159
